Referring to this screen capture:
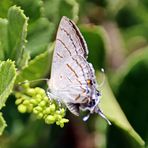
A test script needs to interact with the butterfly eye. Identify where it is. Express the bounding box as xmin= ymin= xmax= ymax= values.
xmin=88 ymin=99 xmax=96 ymax=107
